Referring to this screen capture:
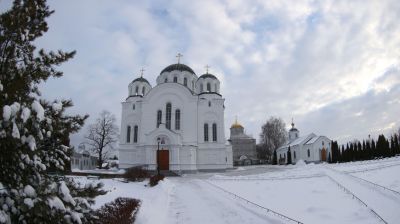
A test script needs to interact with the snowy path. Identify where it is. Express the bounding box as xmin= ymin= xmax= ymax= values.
xmin=165 ymin=177 xmax=285 ymax=224
xmin=326 ymin=167 xmax=400 ymax=224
